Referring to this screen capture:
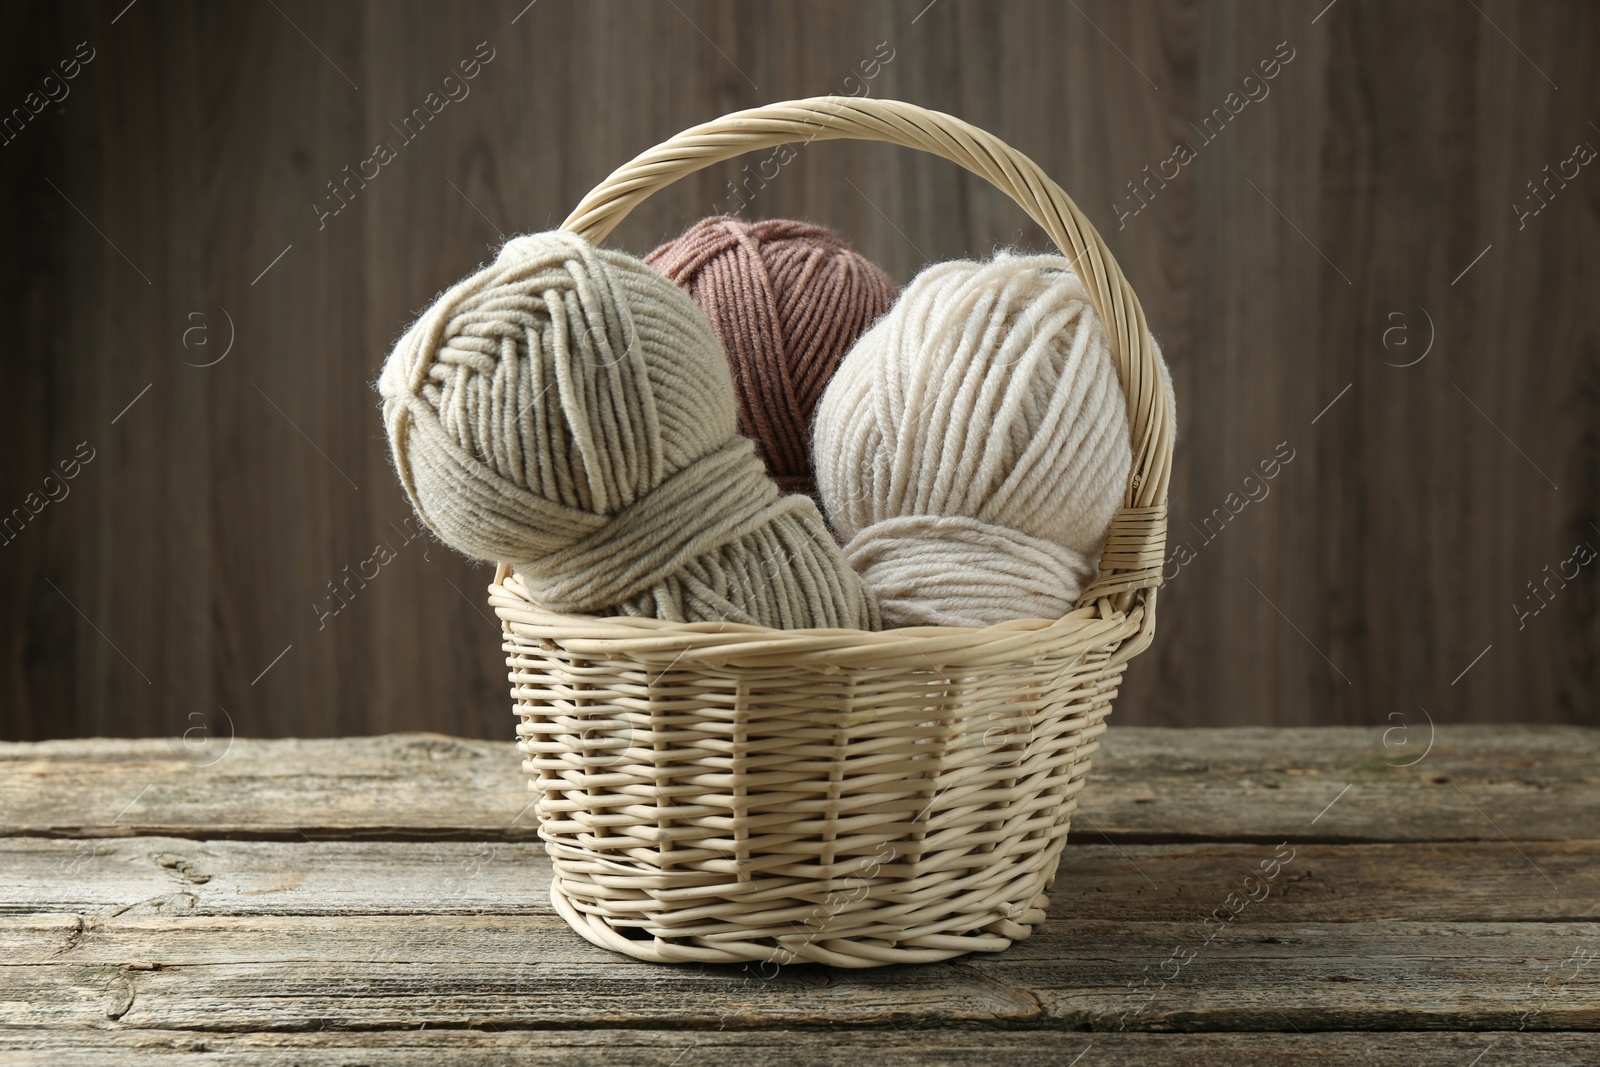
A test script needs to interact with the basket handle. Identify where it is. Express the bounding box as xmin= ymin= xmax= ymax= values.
xmin=561 ymin=96 xmax=1172 ymax=612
